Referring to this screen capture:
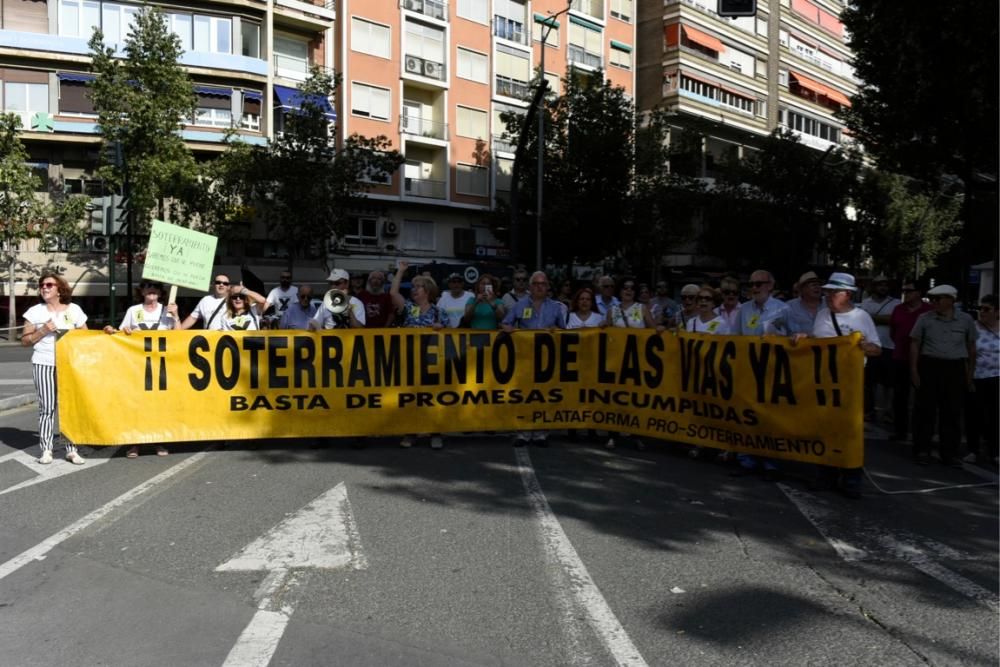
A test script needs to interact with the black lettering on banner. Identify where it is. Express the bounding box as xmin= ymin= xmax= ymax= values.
xmin=443 ymin=334 xmax=466 ymax=384
xmin=215 ymin=335 xmax=240 ymax=390
xmin=719 ymin=341 xmax=736 ymax=400
xmin=469 ymin=334 xmax=490 ymax=383
xmin=143 ymin=336 xmax=168 ymax=391
xmin=748 ymin=342 xmax=796 ymax=405
xmin=268 ymin=336 xmax=289 ymax=389
xmin=188 ymin=336 xmax=211 ymax=390
xmin=405 ymin=335 xmax=415 ymax=386
xmin=244 ymin=336 xmax=265 ymax=389
xmin=748 ymin=342 xmax=770 ymax=402
xmin=534 ymin=333 xmax=556 ymax=383
xmin=420 ymin=333 xmax=439 ymax=385
xmin=493 ymin=334 xmax=515 ymax=384
xmin=560 ymin=333 xmax=579 ymax=383
xmin=293 ymin=336 xmax=316 ymax=388
xmin=770 ymin=345 xmax=796 ymax=405
xmin=643 ymin=335 xmax=663 ymax=388
xmin=373 ymin=335 xmax=401 ymax=387
xmin=349 ymin=338 xmax=372 ymax=387
xmin=619 ymin=335 xmax=642 ymax=385
xmin=231 ymin=395 xmax=247 ymax=410
xmin=596 ymin=333 xmax=615 ymax=384
xmin=321 ymin=336 xmax=343 ymax=388
xmin=346 ymin=393 xmax=381 ymax=408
